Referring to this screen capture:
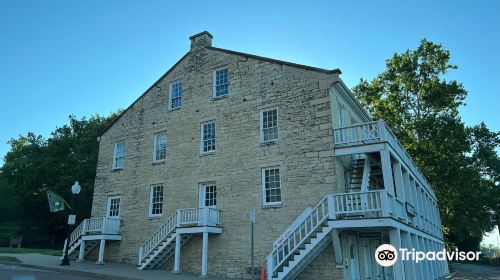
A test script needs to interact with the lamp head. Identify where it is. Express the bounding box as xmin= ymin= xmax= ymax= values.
xmin=71 ymin=181 xmax=81 ymax=195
